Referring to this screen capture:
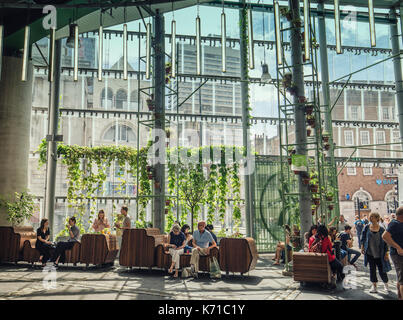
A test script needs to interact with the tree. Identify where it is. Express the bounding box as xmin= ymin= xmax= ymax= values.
xmin=178 ymin=163 xmax=208 ymax=233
